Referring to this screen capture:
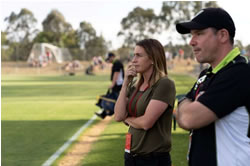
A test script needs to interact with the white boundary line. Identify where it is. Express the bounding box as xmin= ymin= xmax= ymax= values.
xmin=41 ymin=115 xmax=97 ymax=166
